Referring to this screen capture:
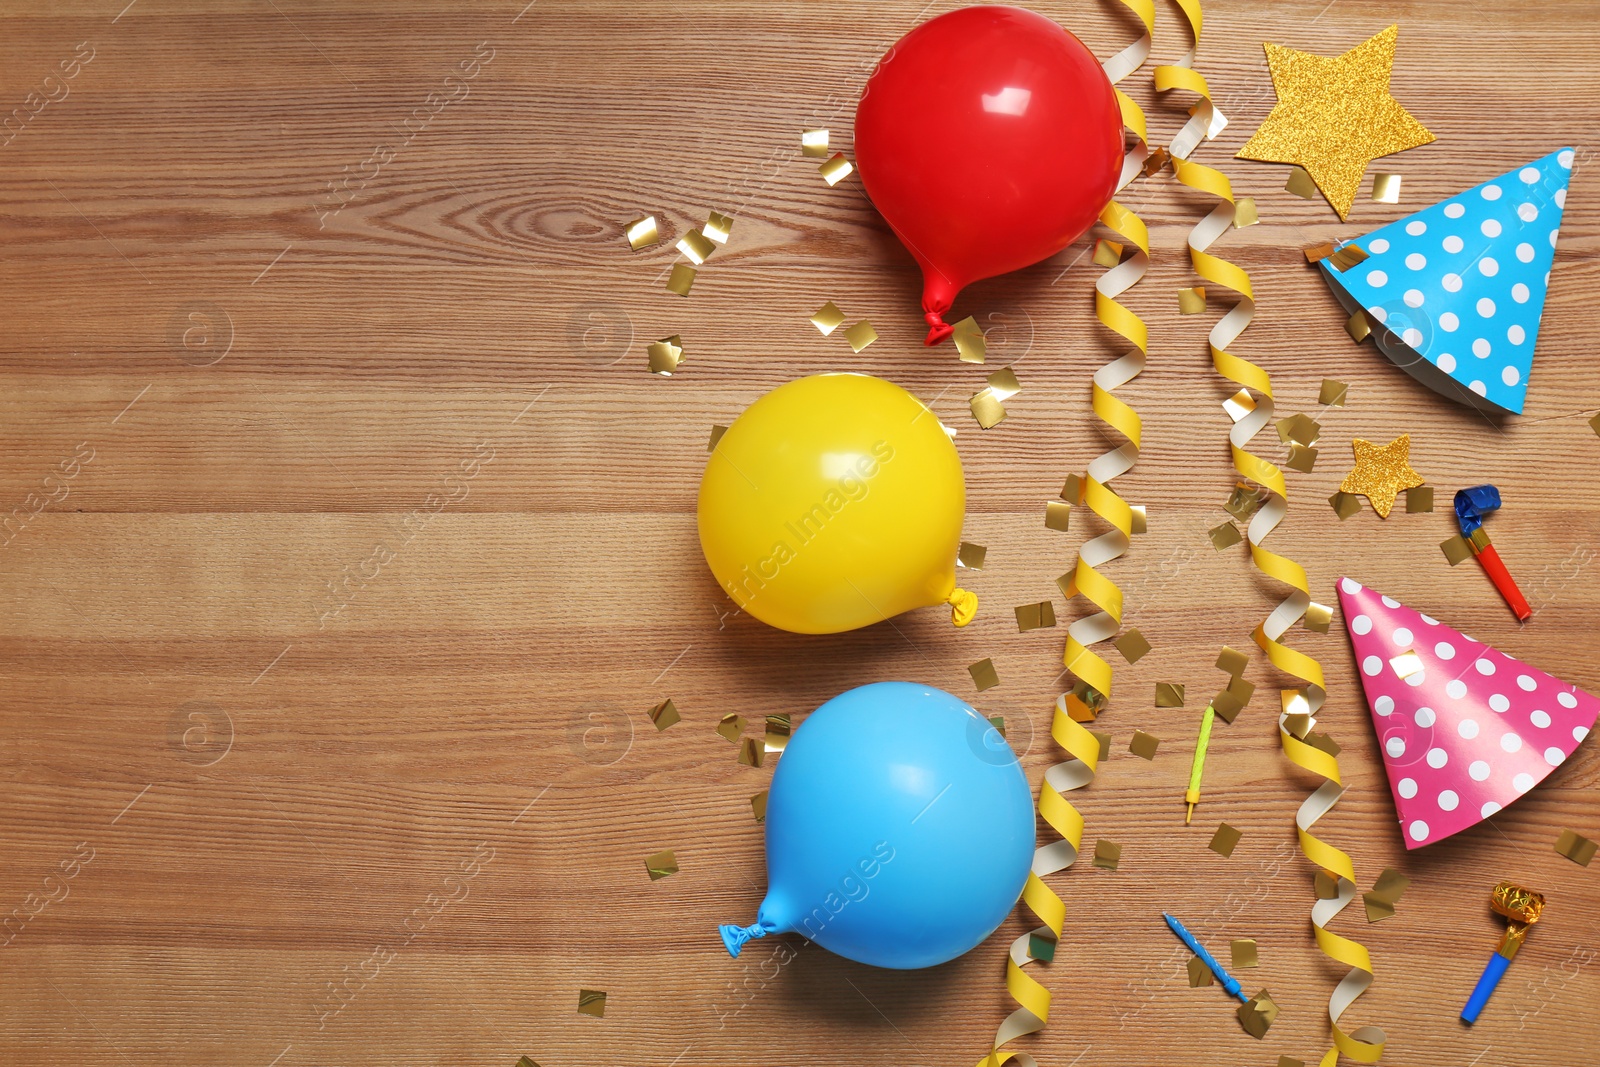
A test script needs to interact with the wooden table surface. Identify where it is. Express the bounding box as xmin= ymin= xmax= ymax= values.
xmin=2 ymin=1 xmax=1598 ymax=1065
